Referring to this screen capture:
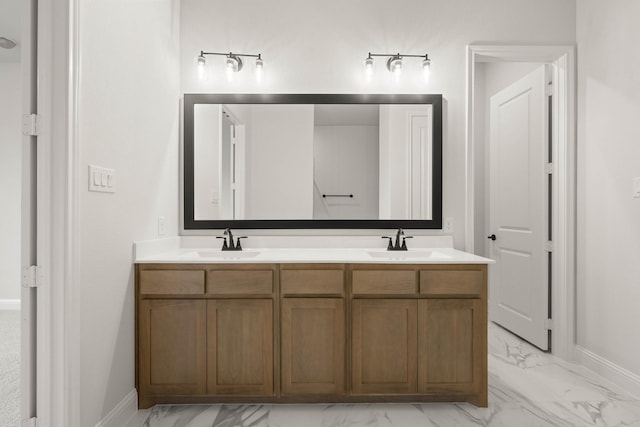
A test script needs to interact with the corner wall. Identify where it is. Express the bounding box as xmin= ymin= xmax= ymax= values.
xmin=77 ymin=1 xmax=180 ymax=425
xmin=0 ymin=62 xmax=22 ymax=304
xmin=576 ymin=0 xmax=640 ymax=383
